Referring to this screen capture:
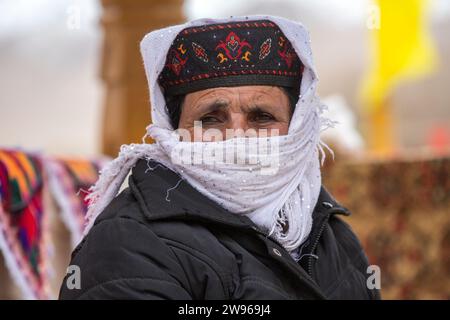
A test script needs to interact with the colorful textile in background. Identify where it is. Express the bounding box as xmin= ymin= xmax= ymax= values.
xmin=0 ymin=150 xmax=50 ymax=299
xmin=47 ymin=157 xmax=108 ymax=247
xmin=322 ymin=153 xmax=450 ymax=299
